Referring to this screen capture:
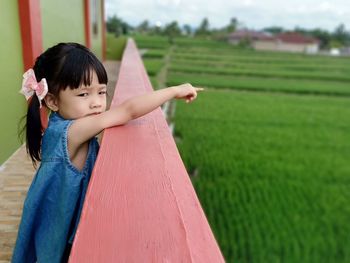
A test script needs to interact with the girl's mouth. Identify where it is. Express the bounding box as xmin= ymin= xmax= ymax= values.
xmin=86 ymin=112 xmax=101 ymax=116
